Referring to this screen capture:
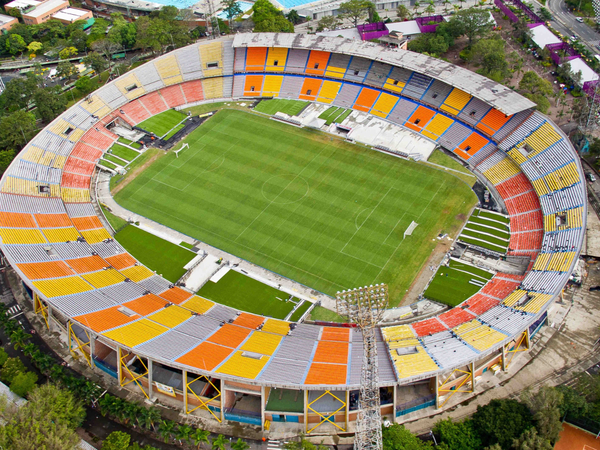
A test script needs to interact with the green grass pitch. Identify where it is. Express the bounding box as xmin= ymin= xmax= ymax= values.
xmin=137 ymin=109 xmax=187 ymax=138
xmin=114 ymin=225 xmax=196 ymax=283
xmin=254 ymin=99 xmax=308 ymax=116
xmin=114 ymin=109 xmax=476 ymax=304
xmin=424 ymin=260 xmax=493 ymax=307
xmin=198 ymin=270 xmax=295 ymax=319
